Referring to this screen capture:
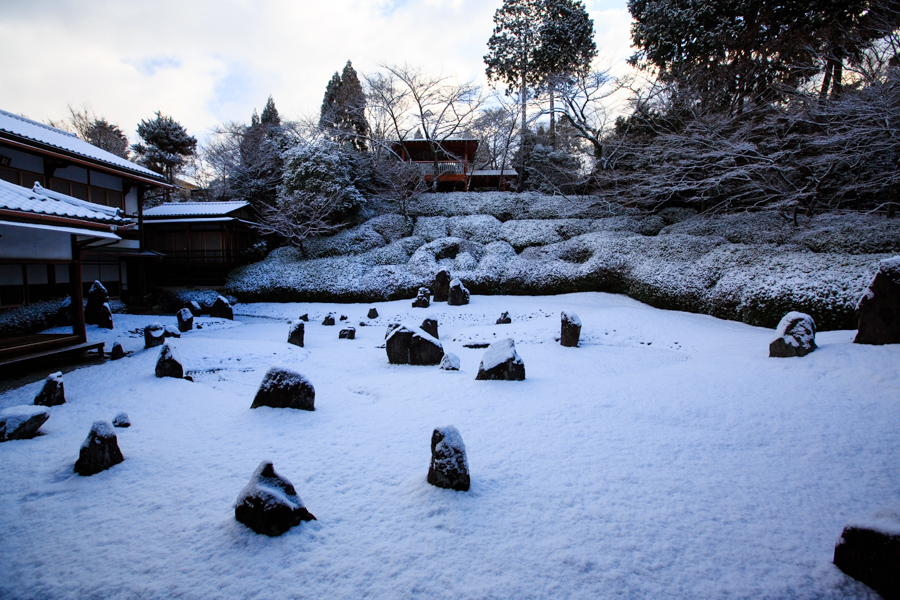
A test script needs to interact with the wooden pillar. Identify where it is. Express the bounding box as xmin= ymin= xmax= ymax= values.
xmin=69 ymin=236 xmax=86 ymax=343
